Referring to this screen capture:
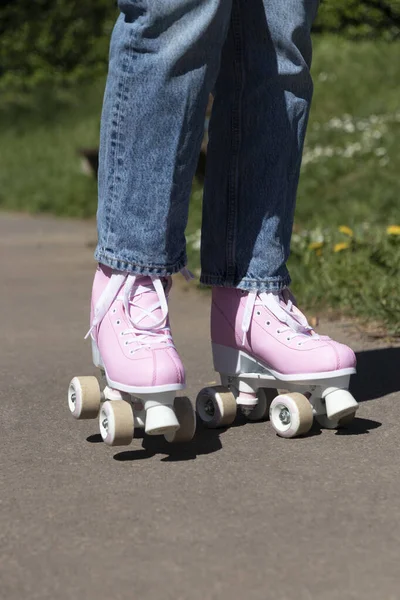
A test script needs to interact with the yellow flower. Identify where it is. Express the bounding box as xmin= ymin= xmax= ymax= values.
xmin=309 ymin=241 xmax=324 ymax=250
xmin=334 ymin=242 xmax=350 ymax=253
xmin=339 ymin=225 xmax=354 ymax=237
xmin=387 ymin=225 xmax=400 ymax=235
